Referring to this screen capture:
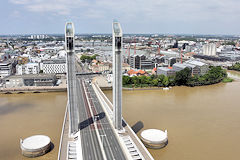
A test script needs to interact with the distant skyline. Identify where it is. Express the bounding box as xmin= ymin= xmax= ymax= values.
xmin=1 ymin=0 xmax=240 ymax=35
